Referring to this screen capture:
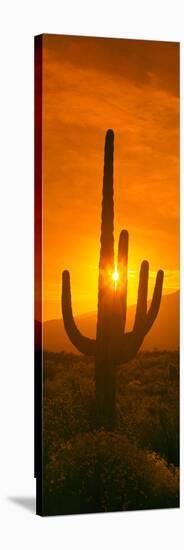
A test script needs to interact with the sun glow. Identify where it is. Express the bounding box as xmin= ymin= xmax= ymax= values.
xmin=112 ymin=267 xmax=119 ymax=290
